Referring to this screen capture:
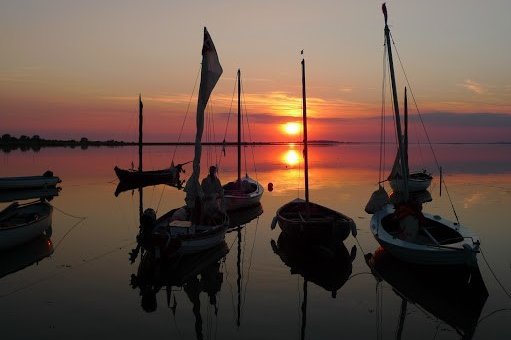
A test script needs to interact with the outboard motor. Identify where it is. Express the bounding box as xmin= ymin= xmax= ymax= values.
xmin=140 ymin=208 xmax=156 ymax=232
xmin=43 ymin=170 xmax=54 ymax=177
